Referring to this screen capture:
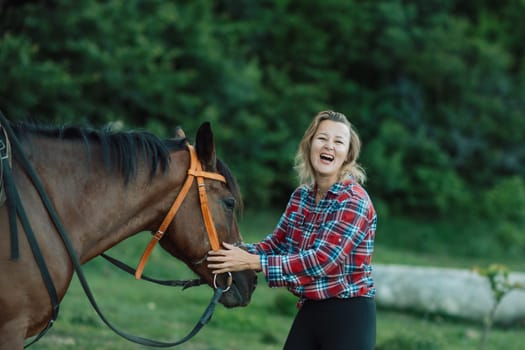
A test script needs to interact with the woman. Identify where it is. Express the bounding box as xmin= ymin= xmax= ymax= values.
xmin=207 ymin=110 xmax=377 ymax=350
